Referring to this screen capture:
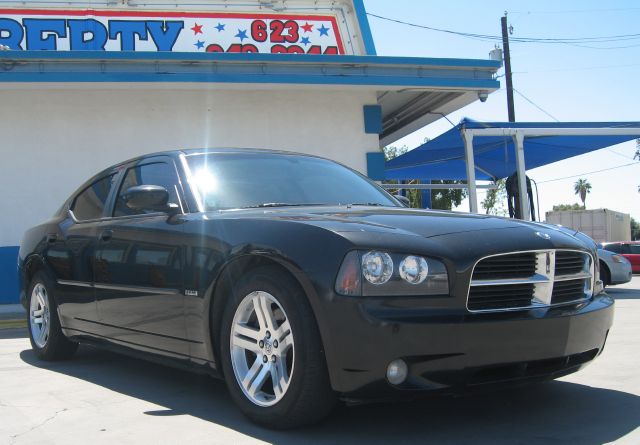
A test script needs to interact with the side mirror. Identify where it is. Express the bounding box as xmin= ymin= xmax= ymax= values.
xmin=394 ymin=195 xmax=411 ymax=208
xmin=123 ymin=185 xmax=178 ymax=214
